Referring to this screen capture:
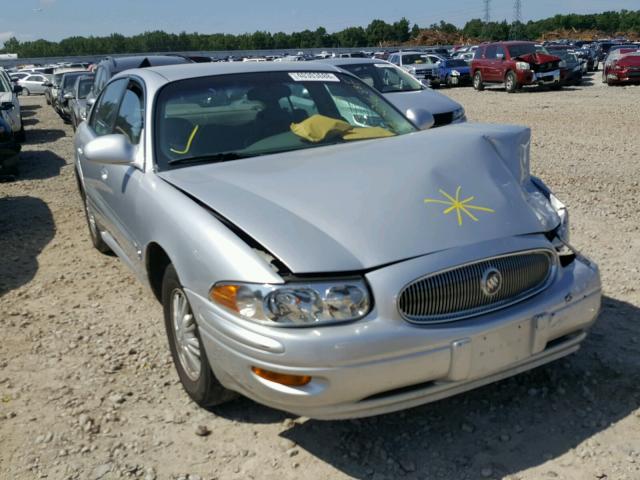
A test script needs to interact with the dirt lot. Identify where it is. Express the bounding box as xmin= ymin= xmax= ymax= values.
xmin=1 ymin=74 xmax=639 ymax=480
